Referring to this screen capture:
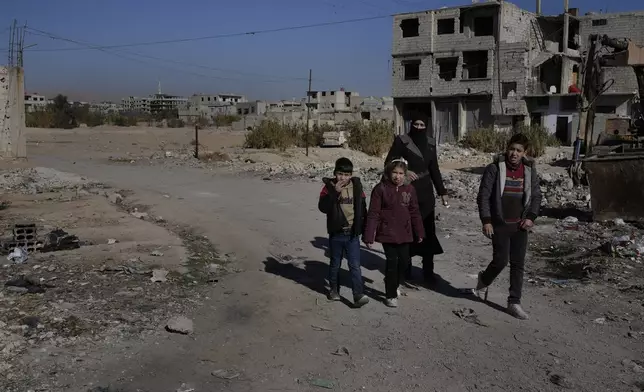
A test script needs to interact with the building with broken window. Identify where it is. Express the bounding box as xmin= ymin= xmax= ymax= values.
xmin=391 ymin=1 xmax=644 ymax=145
